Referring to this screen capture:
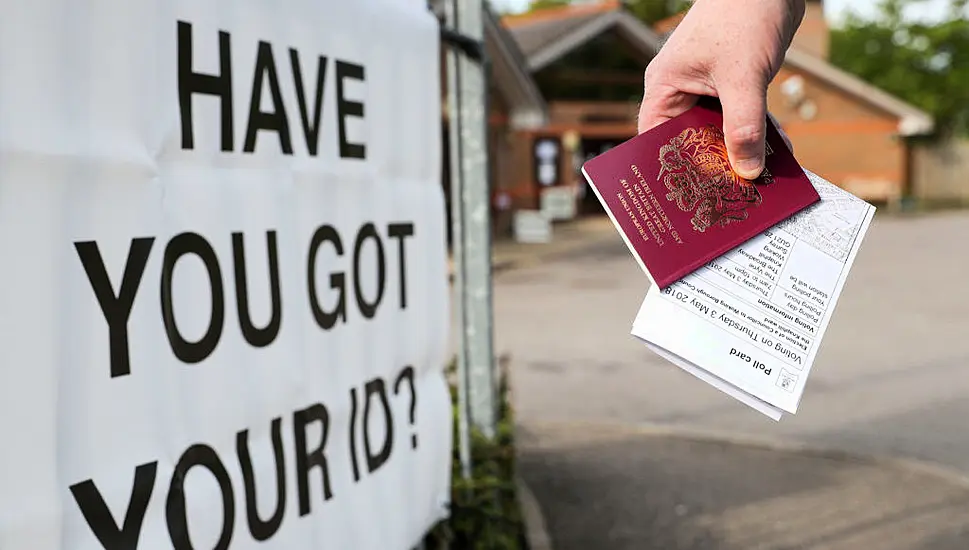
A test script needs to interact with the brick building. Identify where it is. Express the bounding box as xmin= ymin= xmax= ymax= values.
xmin=435 ymin=0 xmax=934 ymax=236
xmin=654 ymin=0 xmax=934 ymax=201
